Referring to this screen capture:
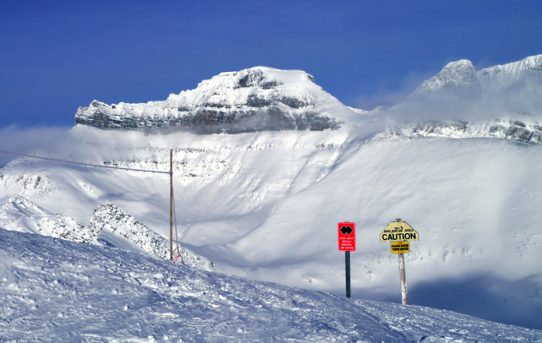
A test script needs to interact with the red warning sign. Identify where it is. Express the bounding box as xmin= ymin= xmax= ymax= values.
xmin=338 ymin=222 xmax=356 ymax=251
